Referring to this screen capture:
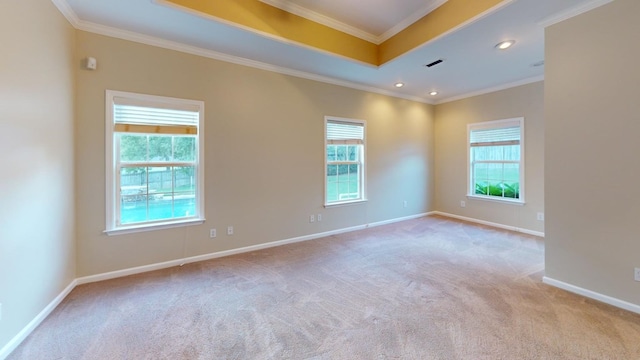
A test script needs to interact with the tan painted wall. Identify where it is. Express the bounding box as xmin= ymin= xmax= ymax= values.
xmin=75 ymin=32 xmax=435 ymax=277
xmin=434 ymin=82 xmax=545 ymax=234
xmin=0 ymin=0 xmax=76 ymax=351
xmin=545 ymin=0 xmax=640 ymax=305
